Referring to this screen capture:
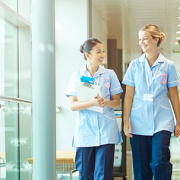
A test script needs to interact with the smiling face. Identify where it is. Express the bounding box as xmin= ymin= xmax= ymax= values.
xmin=85 ymin=43 xmax=105 ymax=66
xmin=139 ymin=30 xmax=159 ymax=53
